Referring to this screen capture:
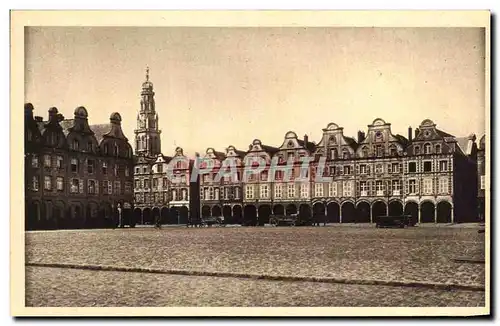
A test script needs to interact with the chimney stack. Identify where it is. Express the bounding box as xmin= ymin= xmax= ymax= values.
xmin=357 ymin=131 xmax=366 ymax=143
xmin=303 ymin=134 xmax=309 ymax=145
xmin=408 ymin=126 xmax=412 ymax=141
